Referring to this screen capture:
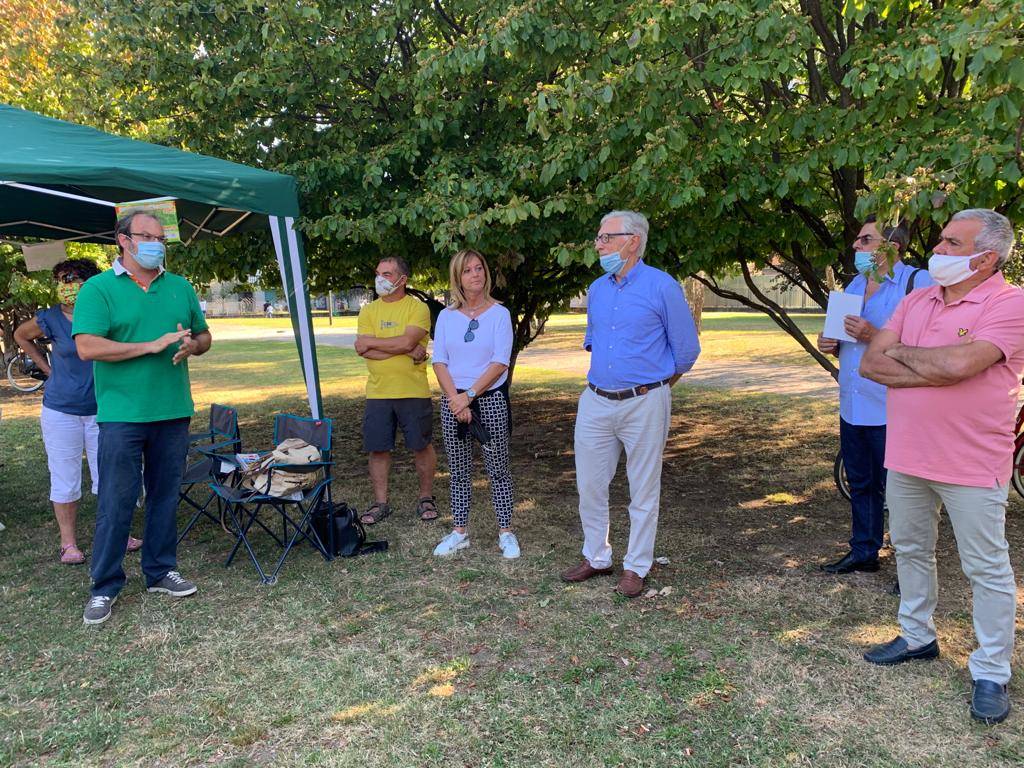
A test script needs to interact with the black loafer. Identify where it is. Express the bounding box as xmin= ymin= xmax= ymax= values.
xmin=971 ymin=679 xmax=1011 ymax=724
xmin=822 ymin=552 xmax=880 ymax=574
xmin=863 ymin=636 xmax=940 ymax=666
